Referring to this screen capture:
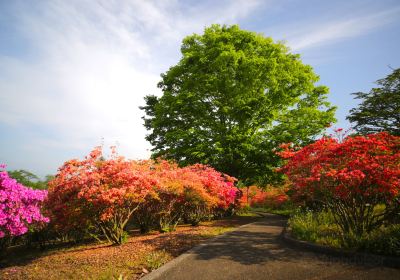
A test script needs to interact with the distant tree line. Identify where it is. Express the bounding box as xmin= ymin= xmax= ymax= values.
xmin=8 ymin=169 xmax=53 ymax=190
